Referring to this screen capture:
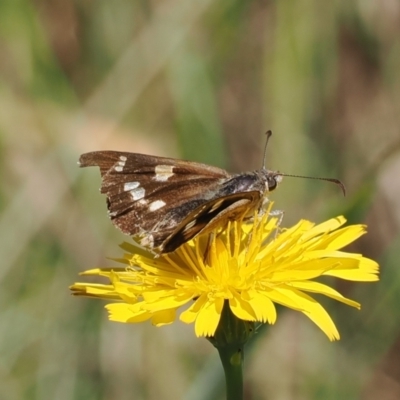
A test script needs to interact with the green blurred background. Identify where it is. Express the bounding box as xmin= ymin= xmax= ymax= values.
xmin=1 ymin=1 xmax=399 ymax=399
